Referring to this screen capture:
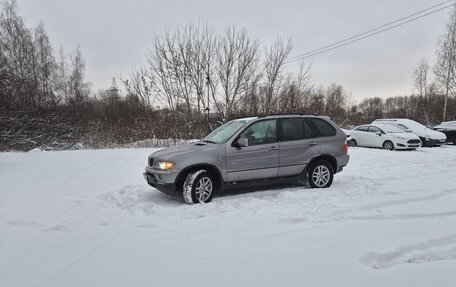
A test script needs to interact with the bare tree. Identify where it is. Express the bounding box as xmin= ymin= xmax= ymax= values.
xmin=0 ymin=0 xmax=36 ymax=107
xmin=124 ymin=66 xmax=154 ymax=108
xmin=261 ymin=37 xmax=293 ymax=114
xmin=412 ymin=57 xmax=430 ymax=99
xmin=277 ymin=63 xmax=313 ymax=113
xmin=148 ymin=30 xmax=194 ymax=114
xmin=68 ymin=45 xmax=90 ymax=106
xmin=215 ymin=25 xmax=260 ymax=121
xmin=34 ymin=21 xmax=56 ymax=106
xmin=324 ymin=83 xmax=348 ymax=122
xmin=434 ymin=7 xmax=456 ymax=121
xmin=55 ymin=47 xmax=69 ymax=103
